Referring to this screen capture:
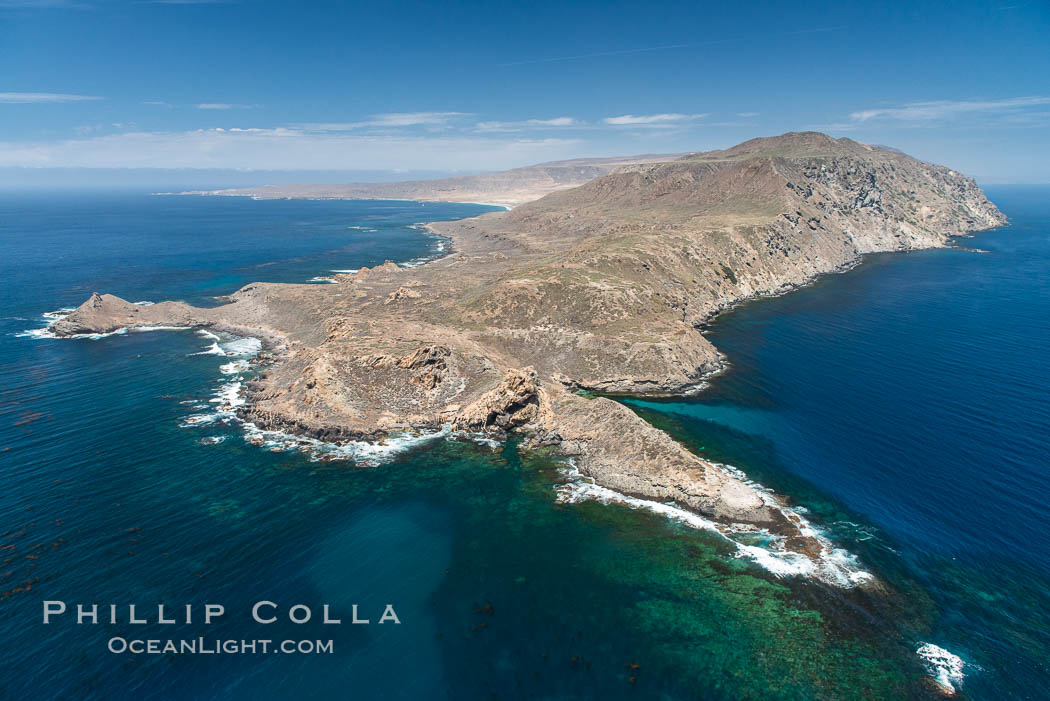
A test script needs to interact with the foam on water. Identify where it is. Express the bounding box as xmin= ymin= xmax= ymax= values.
xmin=16 ymin=326 xmax=61 ymax=339
xmin=221 ymin=337 xmax=262 ymax=356
xmin=400 ymin=227 xmax=454 ymax=268
xmin=188 ymin=332 xmax=263 ymax=358
xmin=556 ymin=463 xmax=873 ymax=588
xmin=16 ymin=308 xmax=74 ymax=339
xmin=189 ymin=330 xmax=227 ymax=355
xmin=211 ymin=380 xmax=246 ymax=410
xmin=180 ymin=413 xmax=223 ymax=427
xmin=239 ymin=421 xmax=452 ymax=465
xmin=329 ymin=222 xmax=453 ymax=276
xmin=917 ymin=643 xmax=966 ymax=695
xmin=219 ymin=359 xmax=250 ymax=374
xmin=179 ymin=373 xmax=249 ymax=427
xmin=178 ymin=330 xmax=450 ymax=466
xmin=450 ymin=431 xmax=503 ymax=450
xmin=191 ymin=342 xmax=225 ymax=356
